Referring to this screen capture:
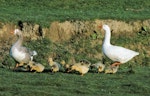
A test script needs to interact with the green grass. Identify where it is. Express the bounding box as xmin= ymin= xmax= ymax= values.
xmin=0 ymin=66 xmax=150 ymax=96
xmin=0 ymin=0 xmax=150 ymax=96
xmin=0 ymin=0 xmax=150 ymax=26
xmin=1 ymin=32 xmax=149 ymax=96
